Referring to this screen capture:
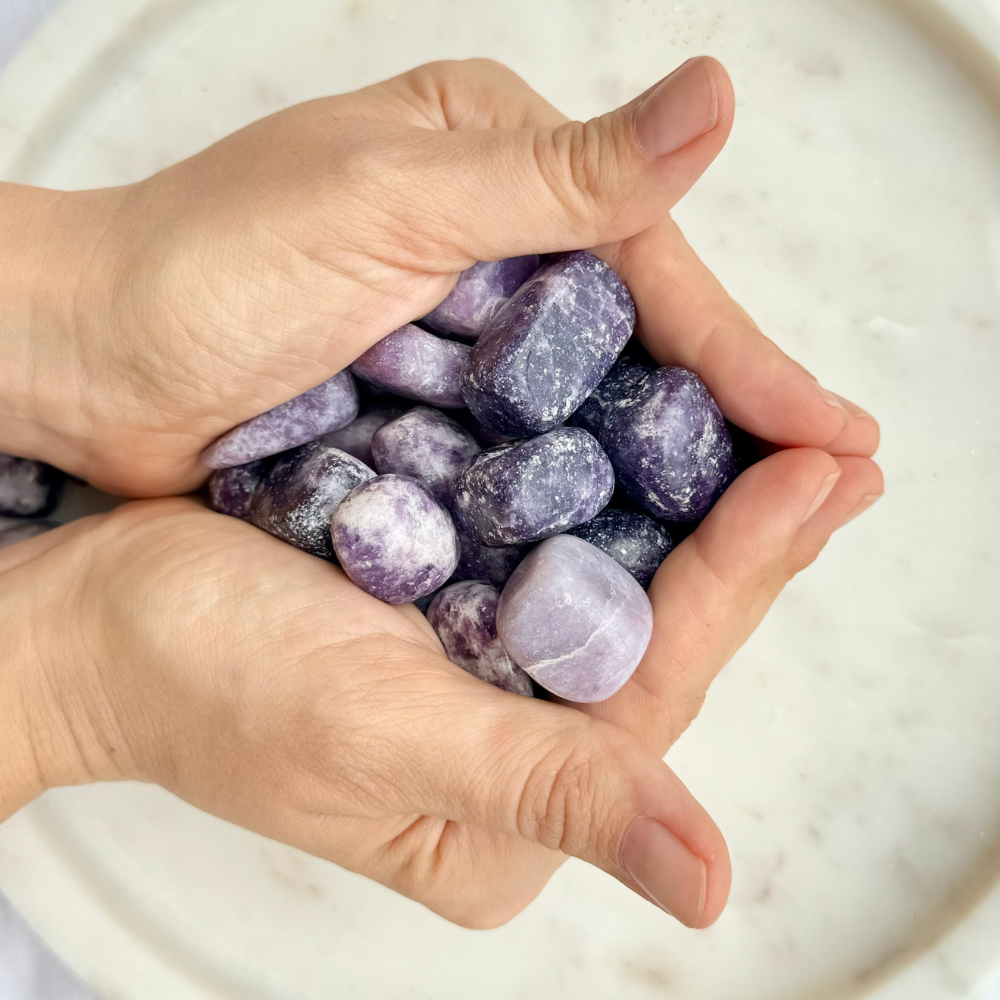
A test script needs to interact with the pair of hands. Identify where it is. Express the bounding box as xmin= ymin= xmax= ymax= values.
xmin=0 ymin=57 xmax=882 ymax=929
